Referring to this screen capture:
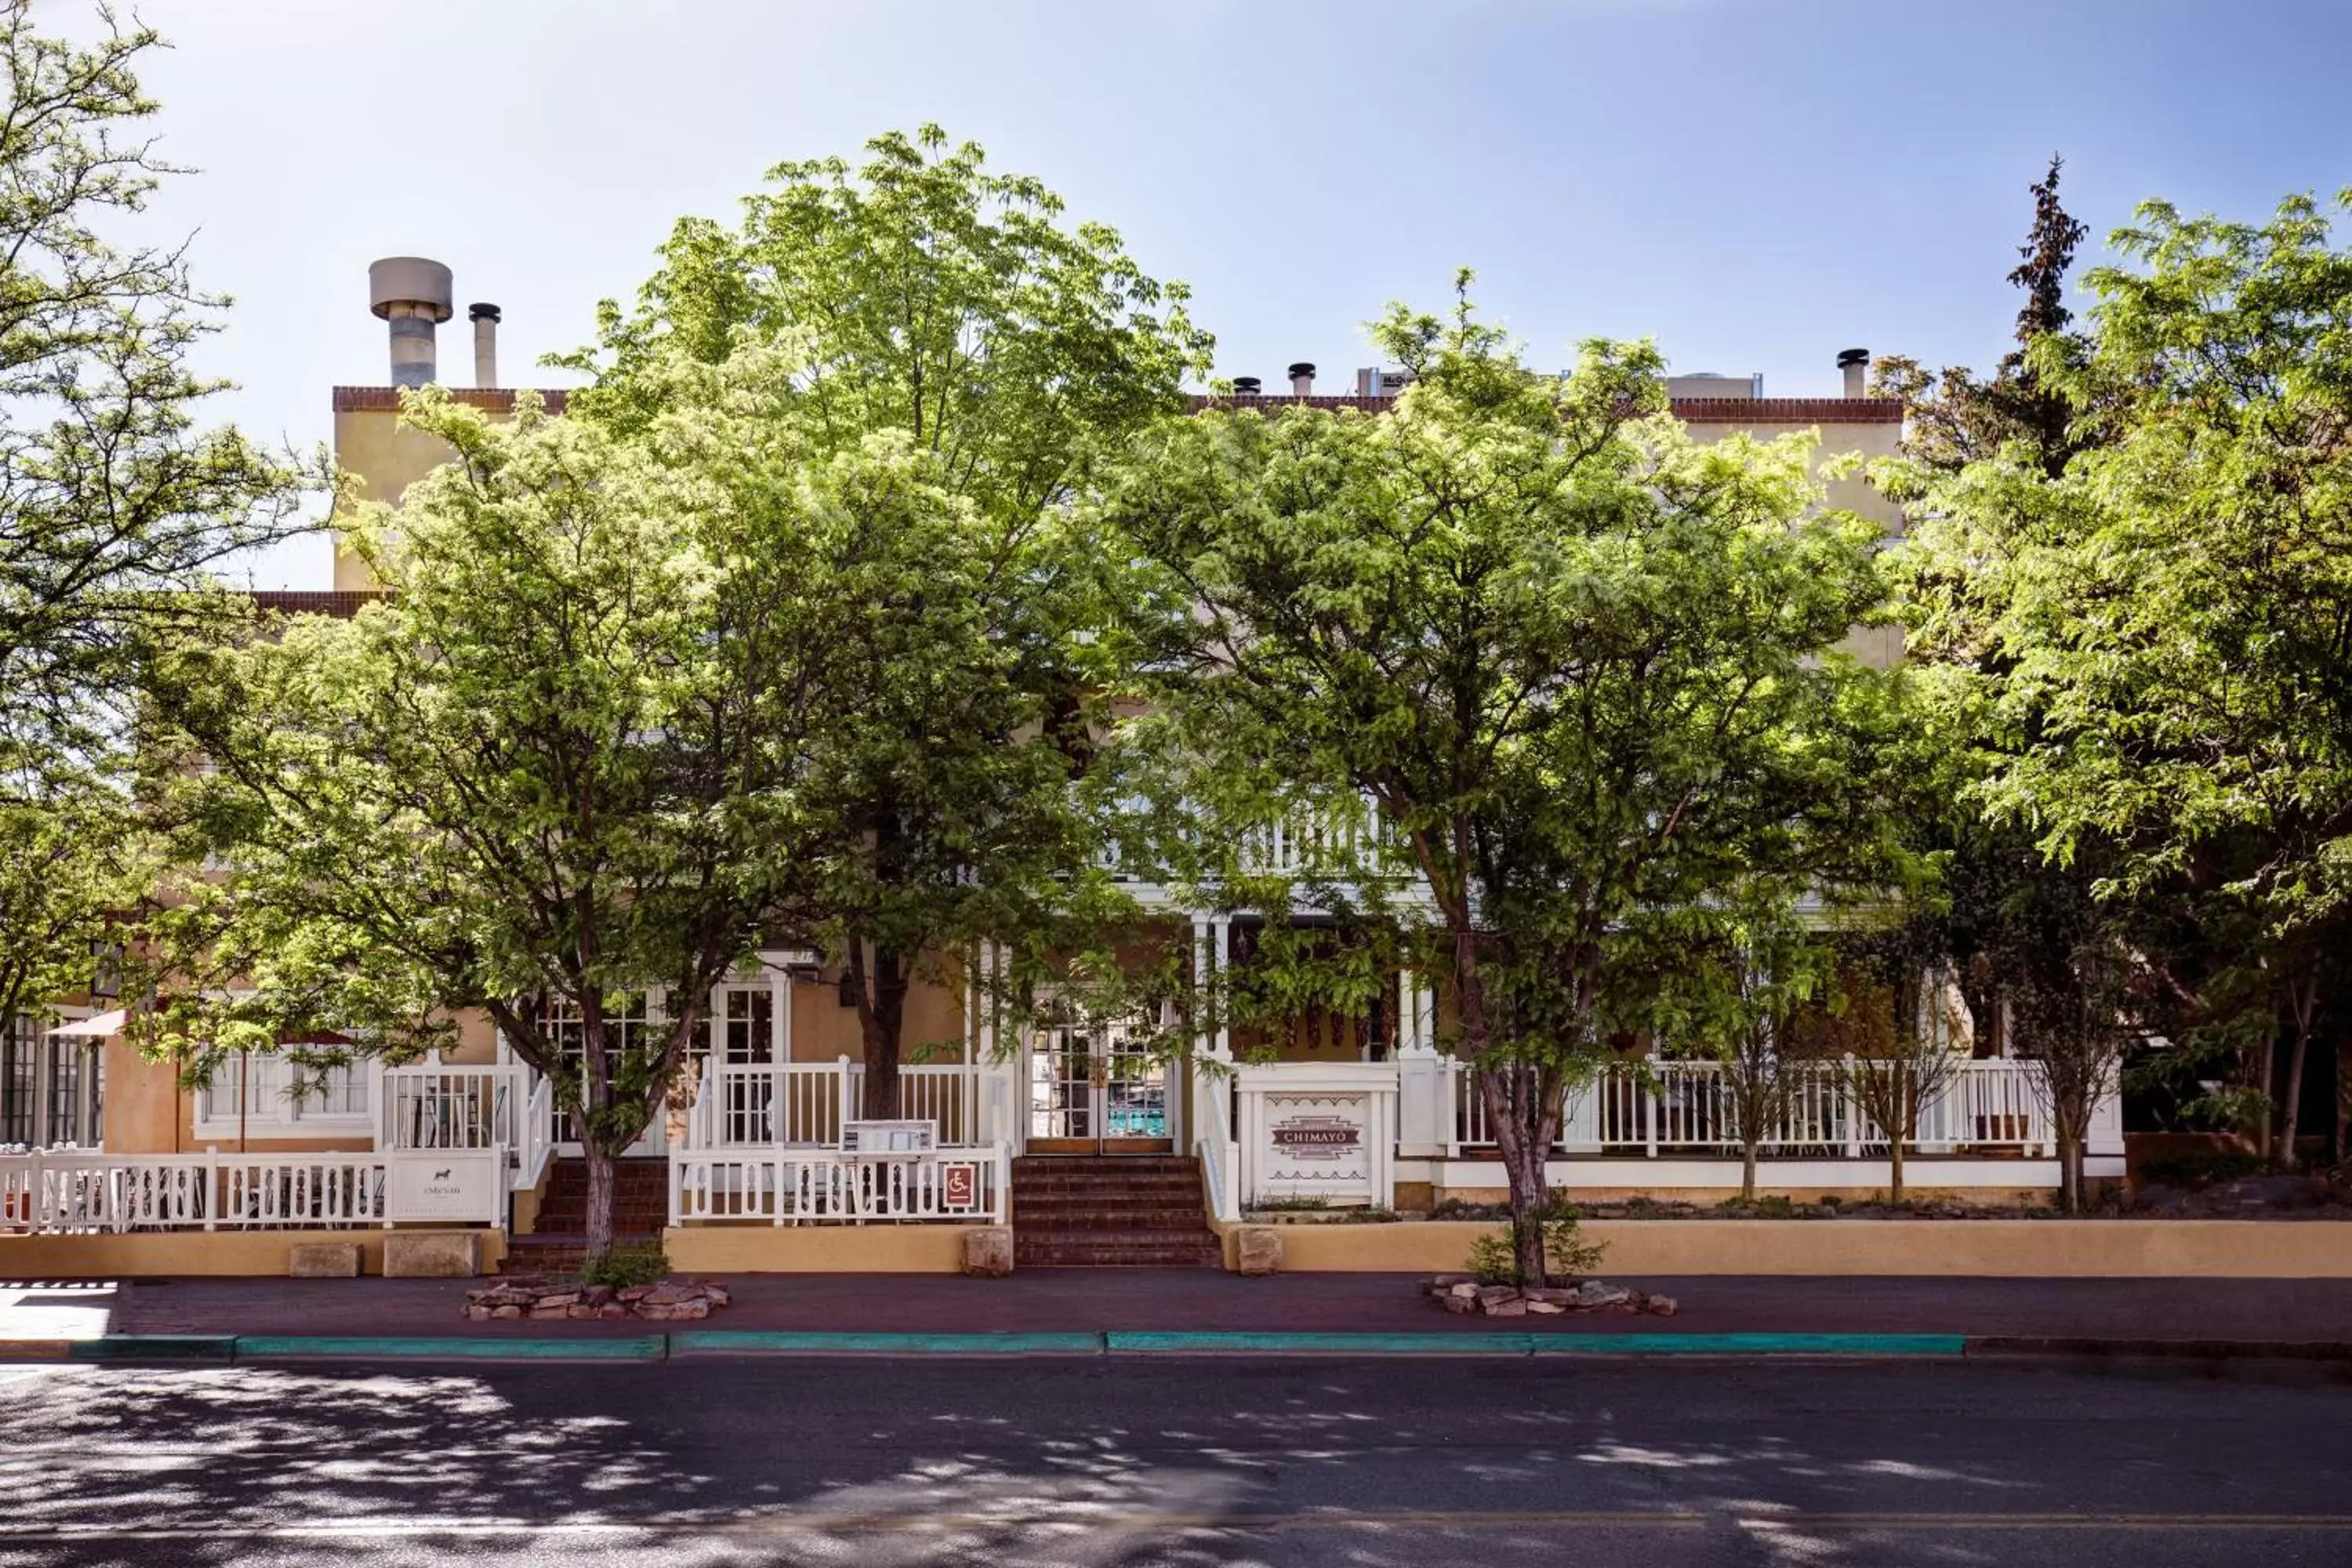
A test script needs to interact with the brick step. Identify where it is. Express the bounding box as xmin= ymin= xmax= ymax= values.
xmin=1011 ymin=1181 xmax=1205 ymax=1200
xmin=1012 ymin=1189 xmax=1206 ymax=1209
xmin=1014 ymin=1236 xmax=1222 ymax=1268
xmin=1011 ymin=1159 xmax=1198 ymax=1175
xmin=1010 ymin=1209 xmax=1212 ymax=1231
